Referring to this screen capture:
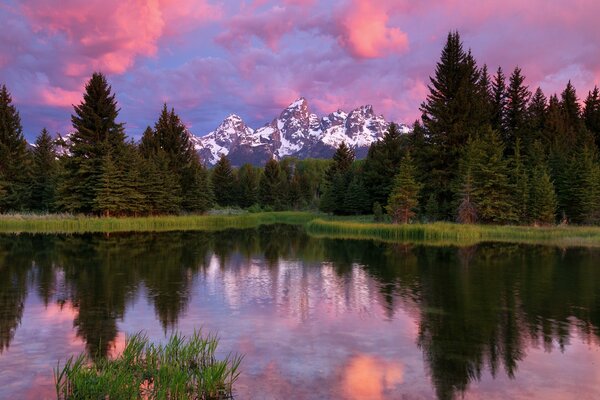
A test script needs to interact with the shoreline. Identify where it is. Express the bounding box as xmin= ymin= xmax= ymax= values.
xmin=2 ymin=212 xmax=600 ymax=247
